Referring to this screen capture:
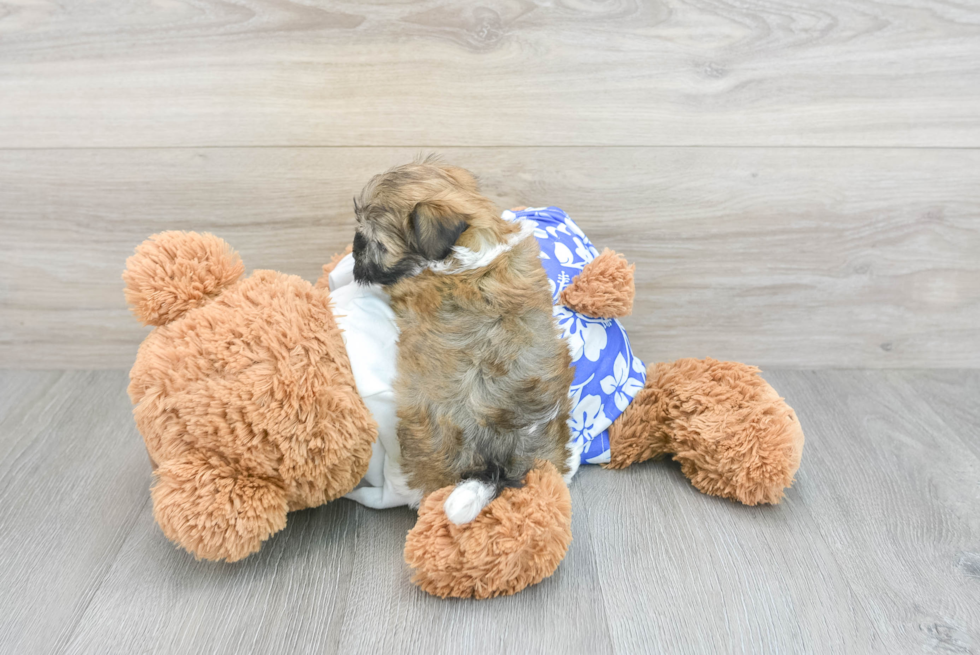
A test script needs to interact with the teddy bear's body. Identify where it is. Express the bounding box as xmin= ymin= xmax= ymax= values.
xmin=124 ymin=213 xmax=805 ymax=598
xmin=125 ymin=235 xmax=377 ymax=561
